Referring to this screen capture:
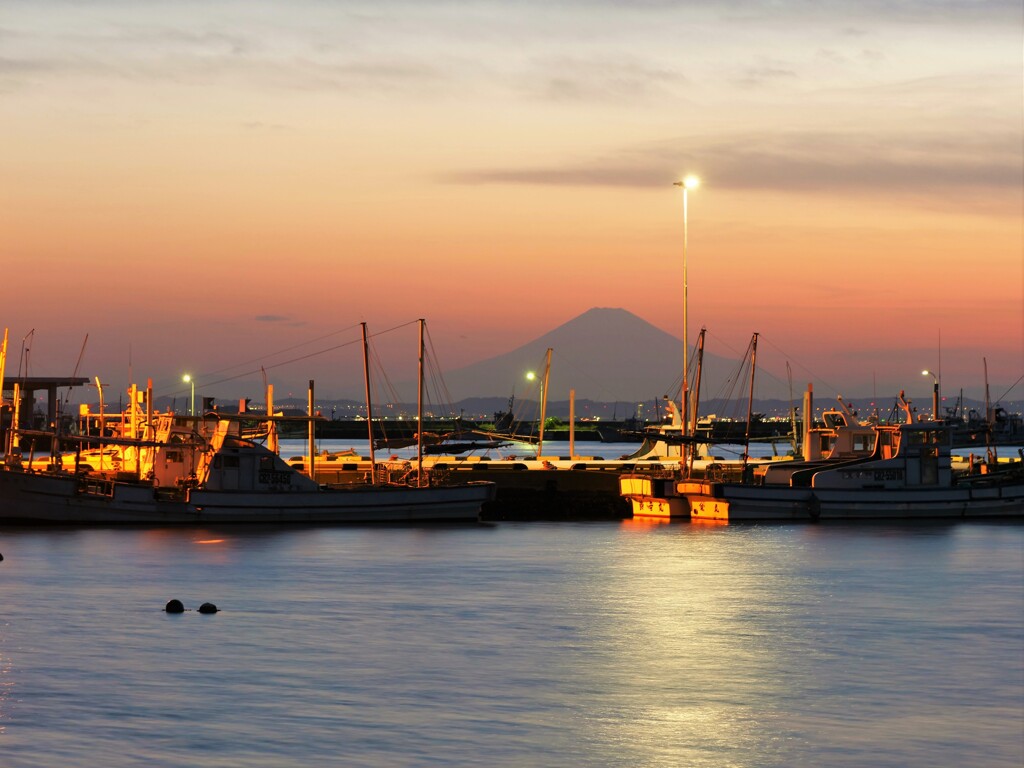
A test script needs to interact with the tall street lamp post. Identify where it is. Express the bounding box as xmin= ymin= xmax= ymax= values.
xmin=673 ymin=175 xmax=700 ymax=437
